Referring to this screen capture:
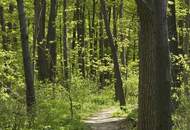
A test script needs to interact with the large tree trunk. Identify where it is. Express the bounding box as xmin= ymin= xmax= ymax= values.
xmin=17 ymin=0 xmax=36 ymax=116
xmin=136 ymin=0 xmax=172 ymax=130
xmin=47 ymin=0 xmax=57 ymax=81
xmin=100 ymin=0 xmax=126 ymax=106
